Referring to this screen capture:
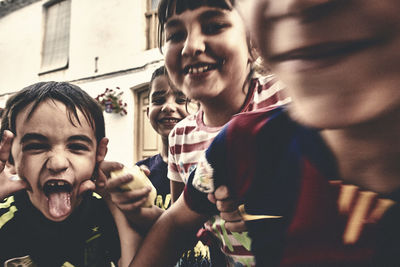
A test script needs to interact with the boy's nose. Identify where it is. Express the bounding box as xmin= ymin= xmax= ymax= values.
xmin=46 ymin=152 xmax=69 ymax=173
xmin=181 ymin=29 xmax=205 ymax=57
xmin=161 ymin=101 xmax=177 ymax=113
